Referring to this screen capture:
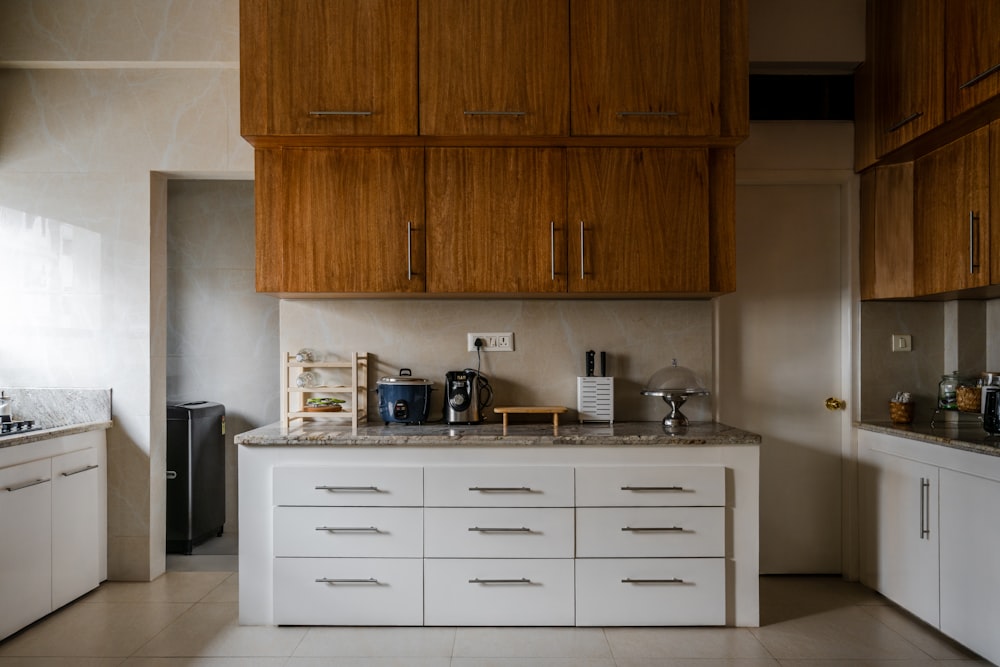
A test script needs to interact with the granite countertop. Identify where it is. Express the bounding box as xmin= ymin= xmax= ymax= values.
xmin=235 ymin=420 xmax=760 ymax=447
xmin=858 ymin=419 xmax=1000 ymax=457
xmin=0 ymin=420 xmax=113 ymax=449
